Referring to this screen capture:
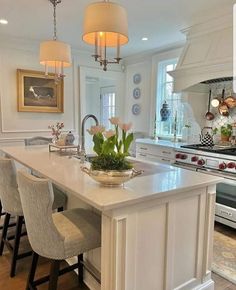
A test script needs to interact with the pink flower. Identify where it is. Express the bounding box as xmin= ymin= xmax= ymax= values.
xmin=87 ymin=125 xmax=105 ymax=135
xmin=109 ymin=117 xmax=120 ymax=125
xmin=103 ymin=130 xmax=116 ymax=139
xmin=119 ymin=122 xmax=132 ymax=132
